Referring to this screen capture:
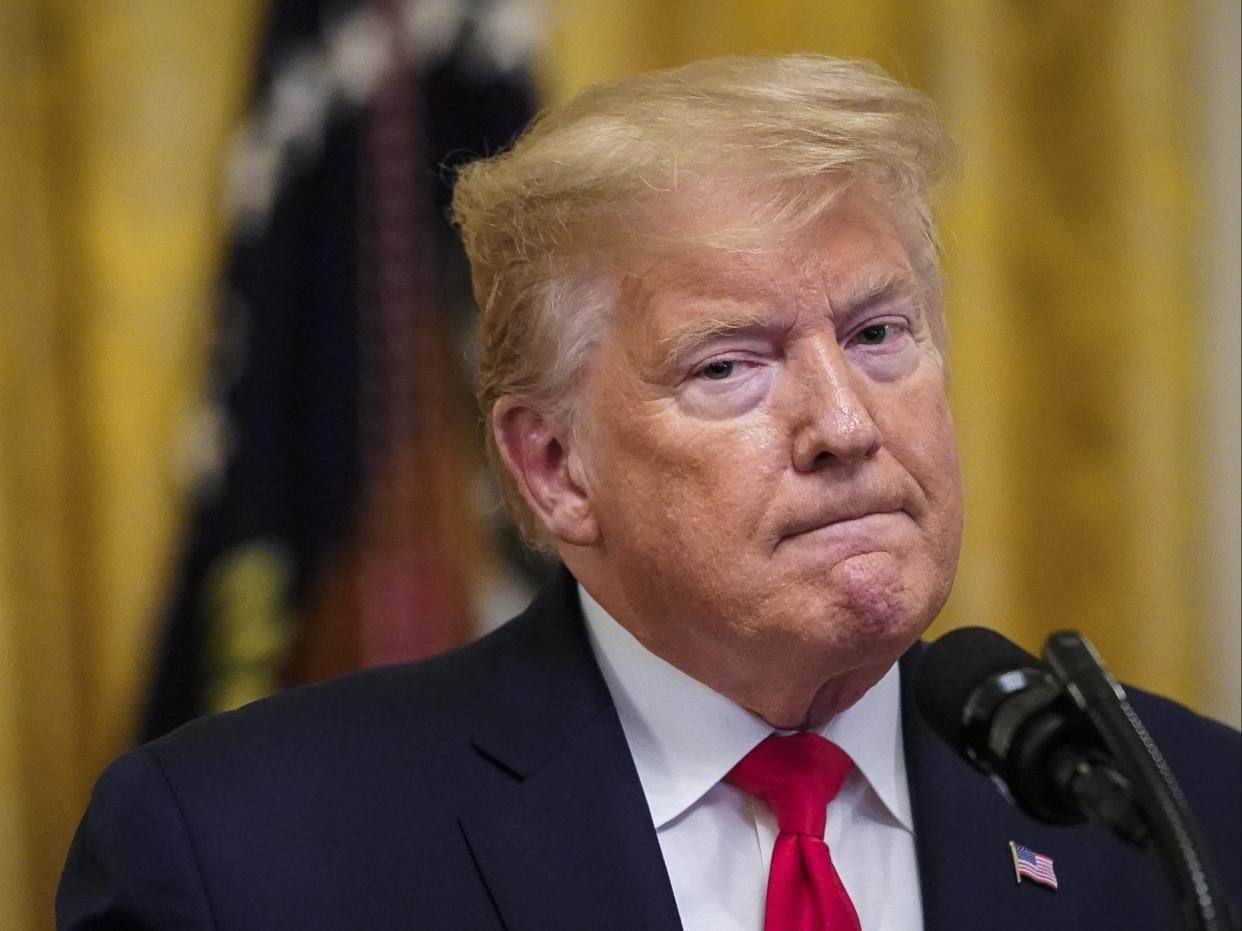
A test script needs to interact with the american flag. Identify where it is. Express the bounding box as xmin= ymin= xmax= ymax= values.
xmin=1010 ymin=842 xmax=1058 ymax=890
